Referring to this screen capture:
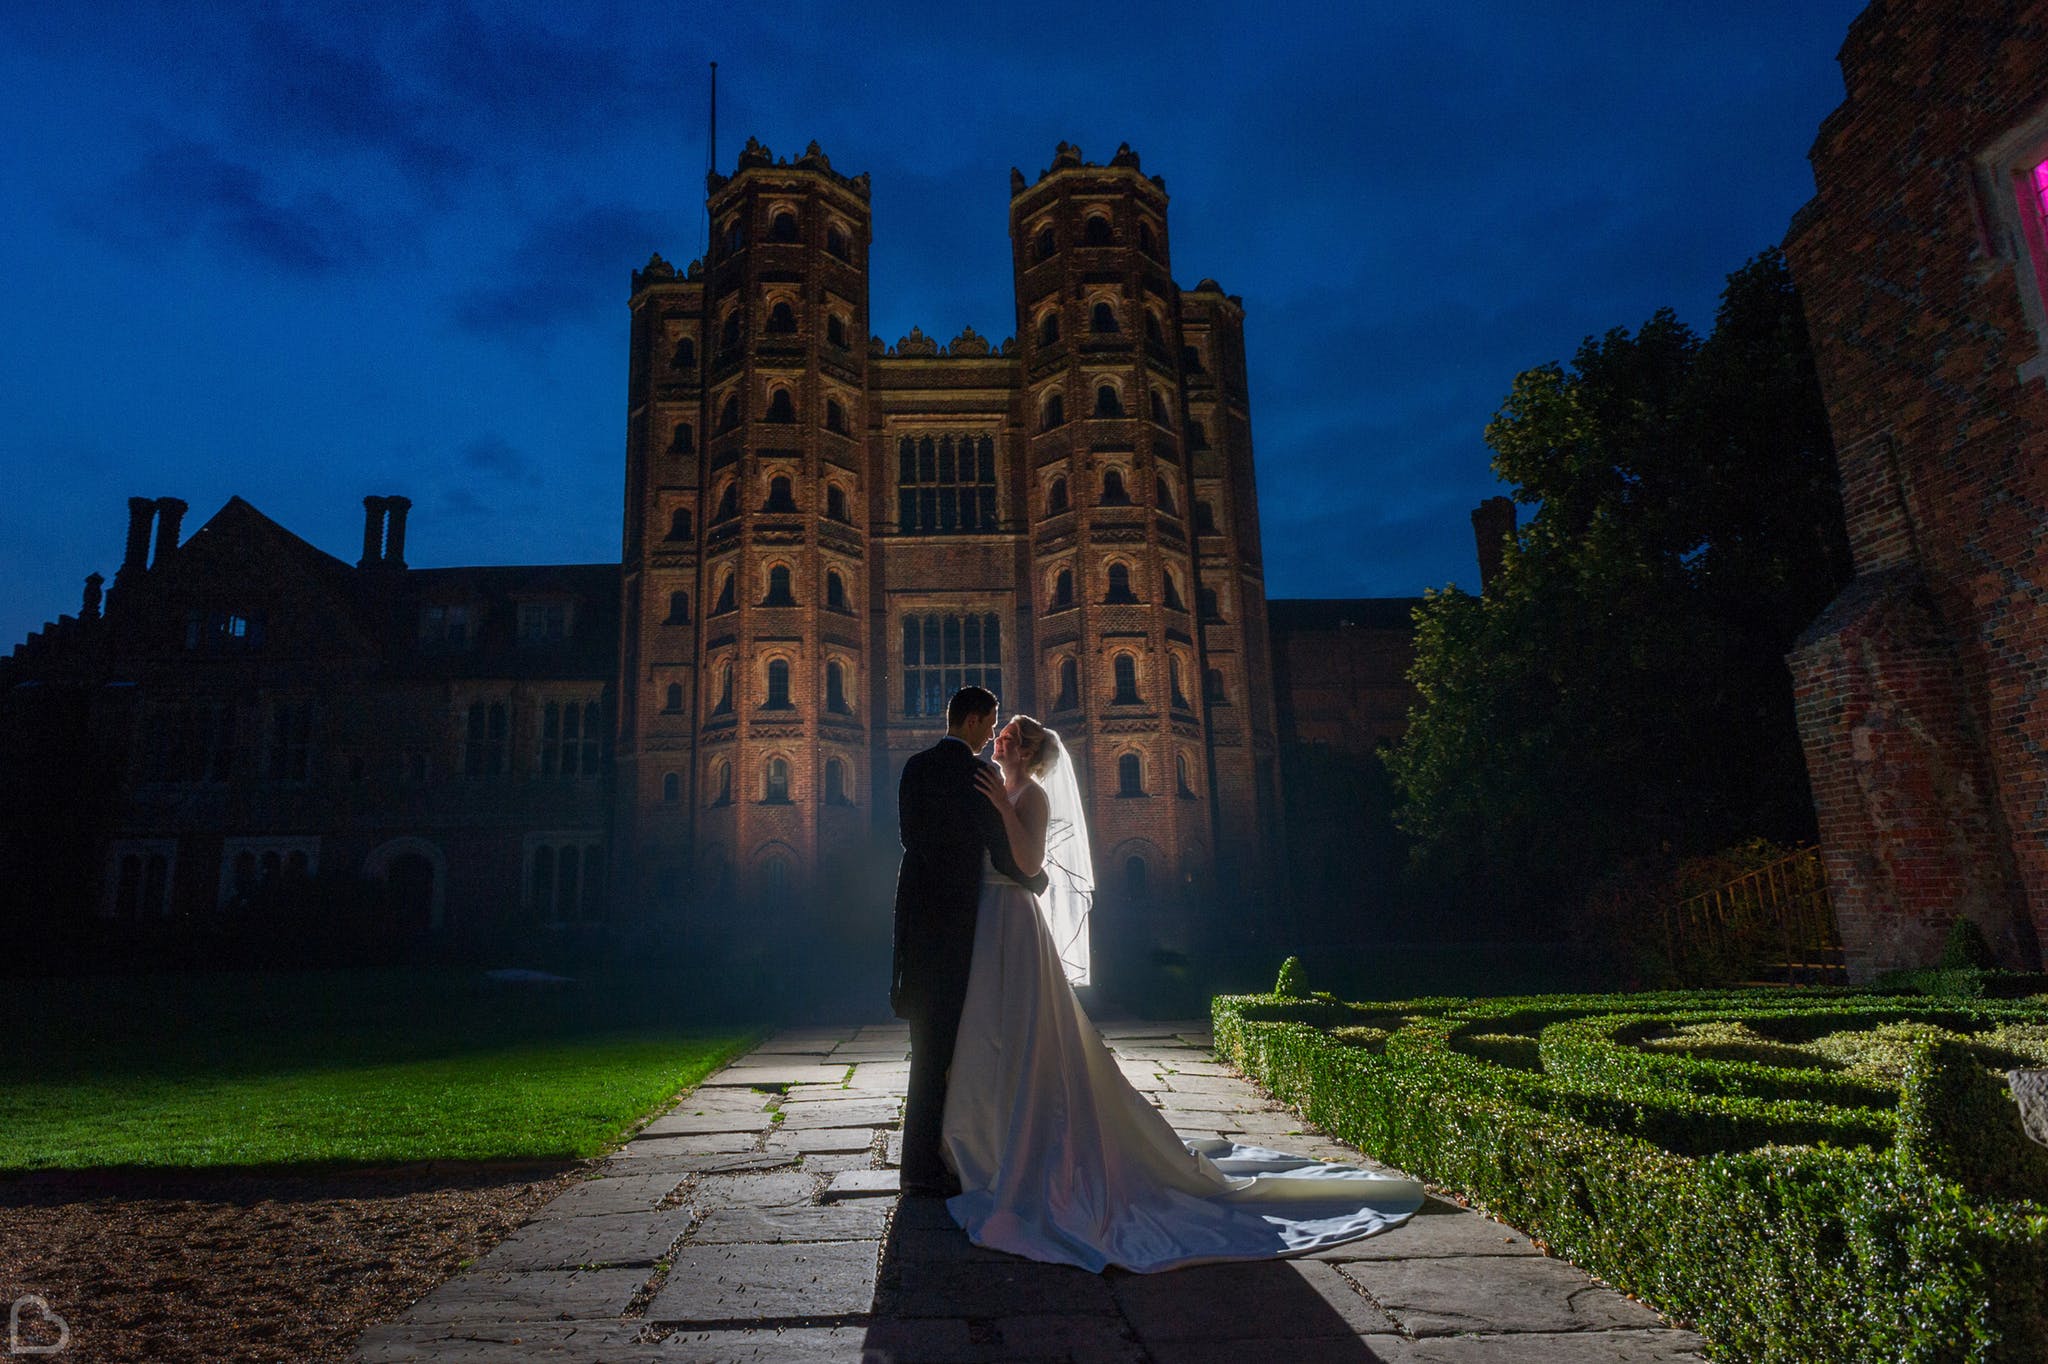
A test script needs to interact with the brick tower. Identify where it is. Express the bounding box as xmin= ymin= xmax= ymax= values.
xmin=617 ymin=138 xmax=874 ymax=945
